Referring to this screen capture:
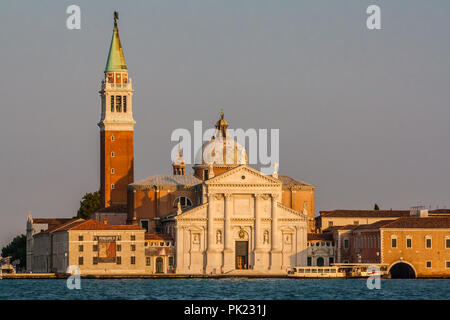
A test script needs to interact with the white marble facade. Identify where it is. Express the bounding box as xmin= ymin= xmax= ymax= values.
xmin=175 ymin=165 xmax=308 ymax=274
